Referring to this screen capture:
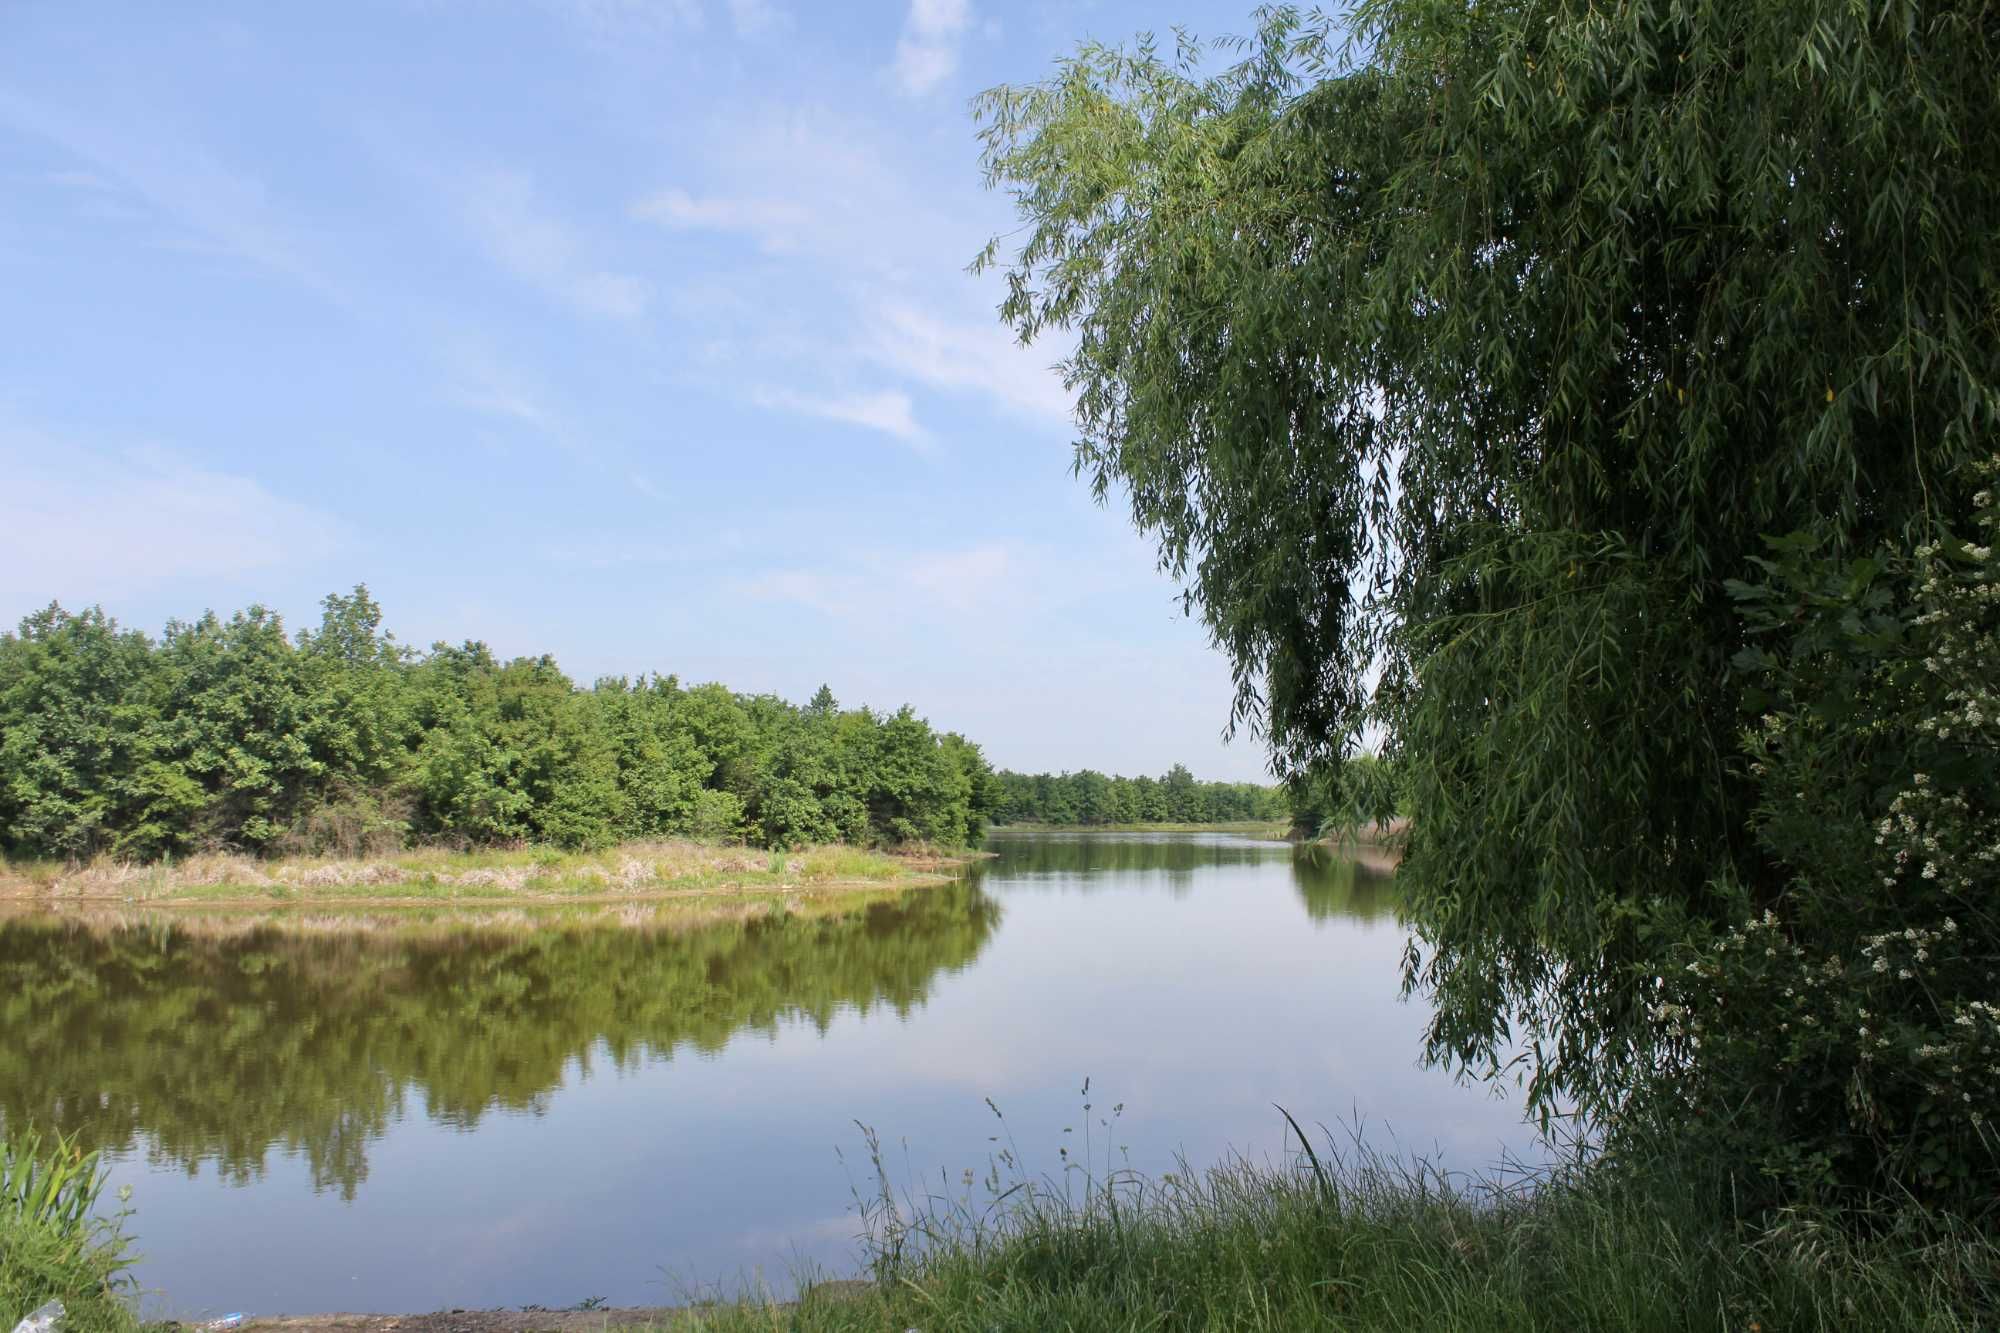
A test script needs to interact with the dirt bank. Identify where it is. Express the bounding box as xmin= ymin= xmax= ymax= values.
xmin=233 ymin=1283 xmax=873 ymax=1333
